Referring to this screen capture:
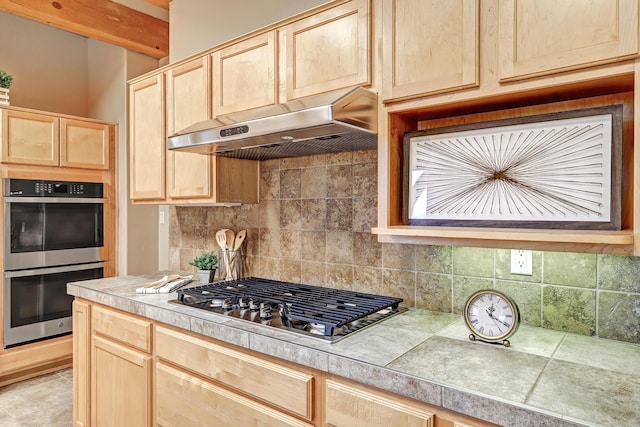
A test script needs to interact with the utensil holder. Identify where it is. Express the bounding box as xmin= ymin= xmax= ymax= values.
xmin=219 ymin=249 xmax=242 ymax=281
